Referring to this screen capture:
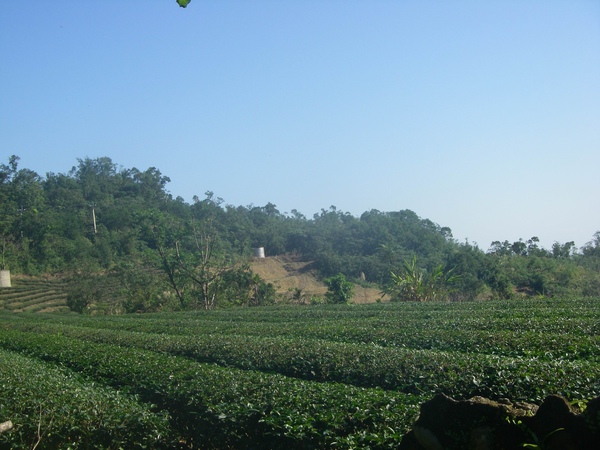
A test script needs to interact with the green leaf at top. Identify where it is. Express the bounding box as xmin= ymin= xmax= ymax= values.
xmin=177 ymin=0 xmax=191 ymax=8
